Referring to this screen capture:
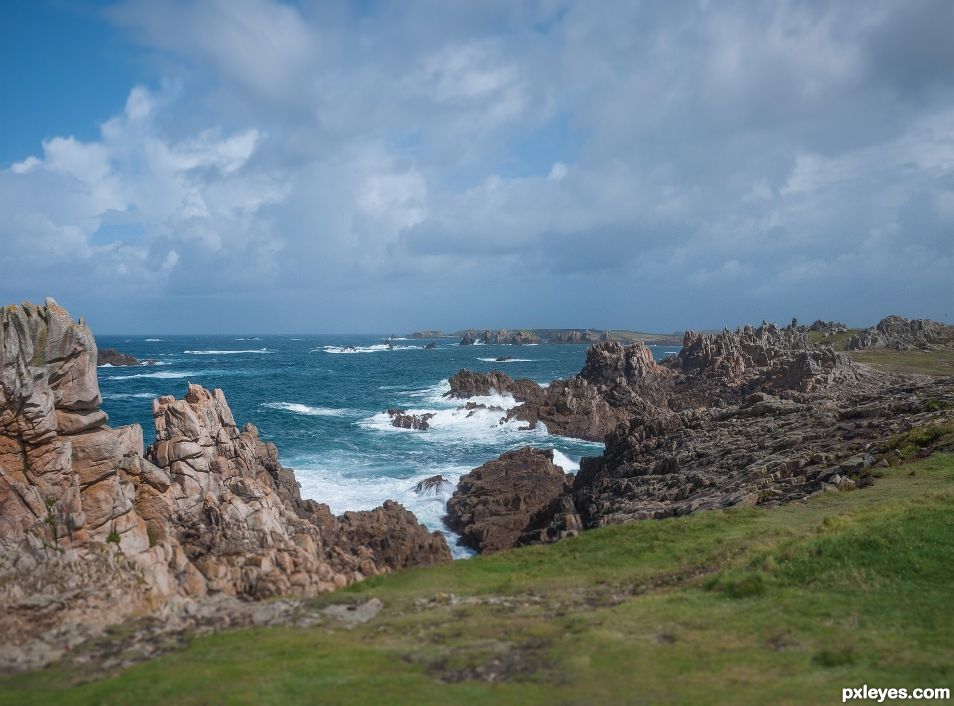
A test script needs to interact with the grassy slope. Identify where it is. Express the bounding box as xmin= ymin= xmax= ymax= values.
xmin=3 ymin=454 xmax=953 ymax=706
